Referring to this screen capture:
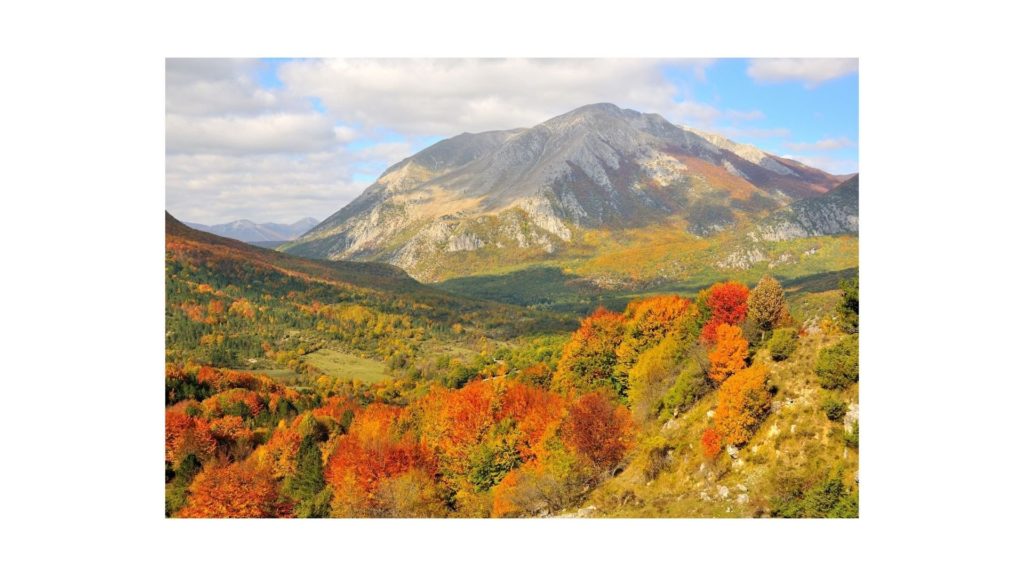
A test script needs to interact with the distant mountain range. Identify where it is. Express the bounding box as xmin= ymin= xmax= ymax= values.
xmin=165 ymin=211 xmax=568 ymax=340
xmin=281 ymin=103 xmax=853 ymax=283
xmin=184 ymin=217 xmax=318 ymax=243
